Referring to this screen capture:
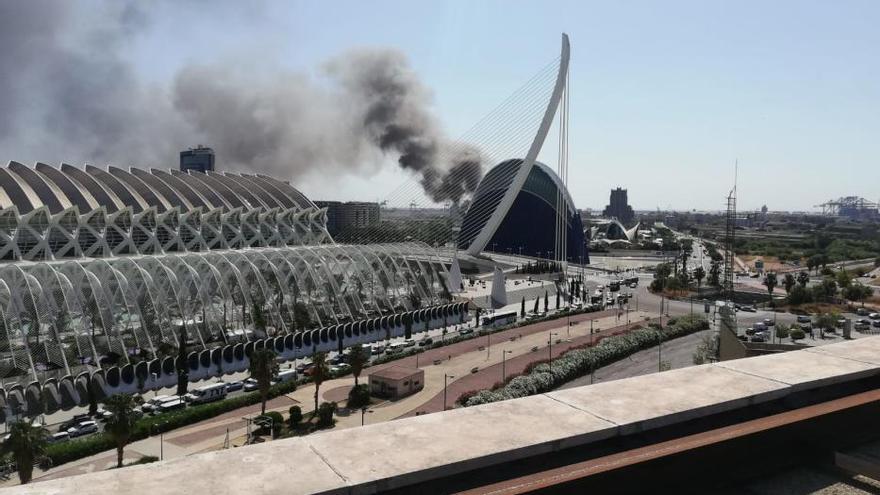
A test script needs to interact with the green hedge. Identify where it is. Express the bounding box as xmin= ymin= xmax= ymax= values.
xmin=464 ymin=314 xmax=710 ymax=407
